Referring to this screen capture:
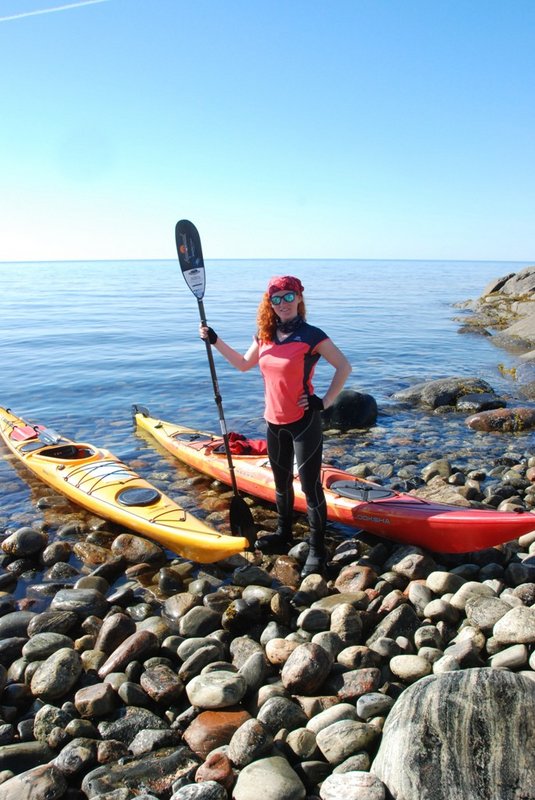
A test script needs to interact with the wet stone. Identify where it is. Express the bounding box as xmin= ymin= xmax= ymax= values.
xmin=30 ymin=648 xmax=83 ymax=701
xmin=140 ymin=664 xmax=184 ymax=705
xmin=93 ymin=613 xmax=137 ymax=655
xmin=185 ymin=670 xmax=247 ymax=709
xmin=1 ymin=527 xmax=48 ymax=557
xmin=98 ymin=631 xmax=159 ymax=678
xmin=0 ymin=612 xmax=35 ymax=639
xmin=27 ymin=610 xmax=79 ymax=637
xmin=50 ymin=588 xmax=109 ymax=619
xmin=179 ymin=607 xmax=222 ymax=638
xmin=110 ymin=533 xmax=167 ymax=566
xmin=22 ymin=632 xmax=74 ymax=661
xmin=74 ymin=682 xmax=116 ymax=718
